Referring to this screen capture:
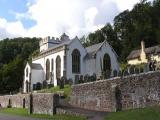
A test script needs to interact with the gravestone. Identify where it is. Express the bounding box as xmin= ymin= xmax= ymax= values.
xmin=113 ymin=70 xmax=118 ymax=77
xmin=43 ymin=80 xmax=48 ymax=89
xmin=135 ymin=68 xmax=139 ymax=74
xmin=79 ymin=75 xmax=84 ymax=83
xmin=118 ymin=70 xmax=122 ymax=77
xmin=103 ymin=70 xmax=111 ymax=79
xmin=59 ymin=76 xmax=65 ymax=89
xmin=123 ymin=70 xmax=129 ymax=76
xmin=84 ymin=74 xmax=89 ymax=83
xmin=92 ymin=73 xmax=97 ymax=81
xmin=75 ymin=75 xmax=79 ymax=84
xmin=144 ymin=63 xmax=149 ymax=72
